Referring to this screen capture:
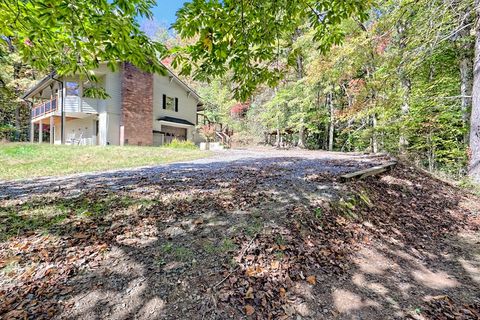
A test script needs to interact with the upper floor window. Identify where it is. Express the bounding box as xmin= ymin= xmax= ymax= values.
xmin=66 ymin=82 xmax=79 ymax=96
xmin=163 ymin=94 xmax=179 ymax=112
